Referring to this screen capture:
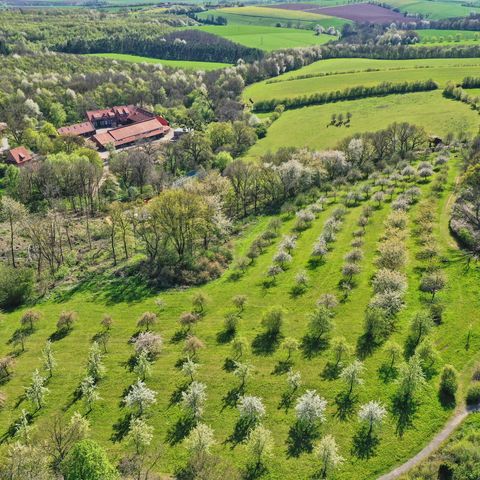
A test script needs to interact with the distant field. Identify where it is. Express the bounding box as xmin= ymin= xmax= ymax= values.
xmin=195 ymin=25 xmax=335 ymax=51
xmin=383 ymin=0 xmax=480 ymax=19
xmin=197 ymin=6 xmax=349 ymax=30
xmin=416 ymin=28 xmax=480 ymax=46
xmin=270 ymin=3 xmax=407 ymax=23
xmin=87 ymin=53 xmax=230 ymax=71
xmin=247 ymin=90 xmax=478 ymax=157
xmin=243 ymin=57 xmax=480 ymax=103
